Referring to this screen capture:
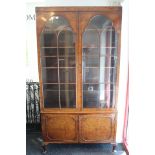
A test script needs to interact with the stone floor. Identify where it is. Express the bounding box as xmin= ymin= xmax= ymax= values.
xmin=26 ymin=132 xmax=126 ymax=155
